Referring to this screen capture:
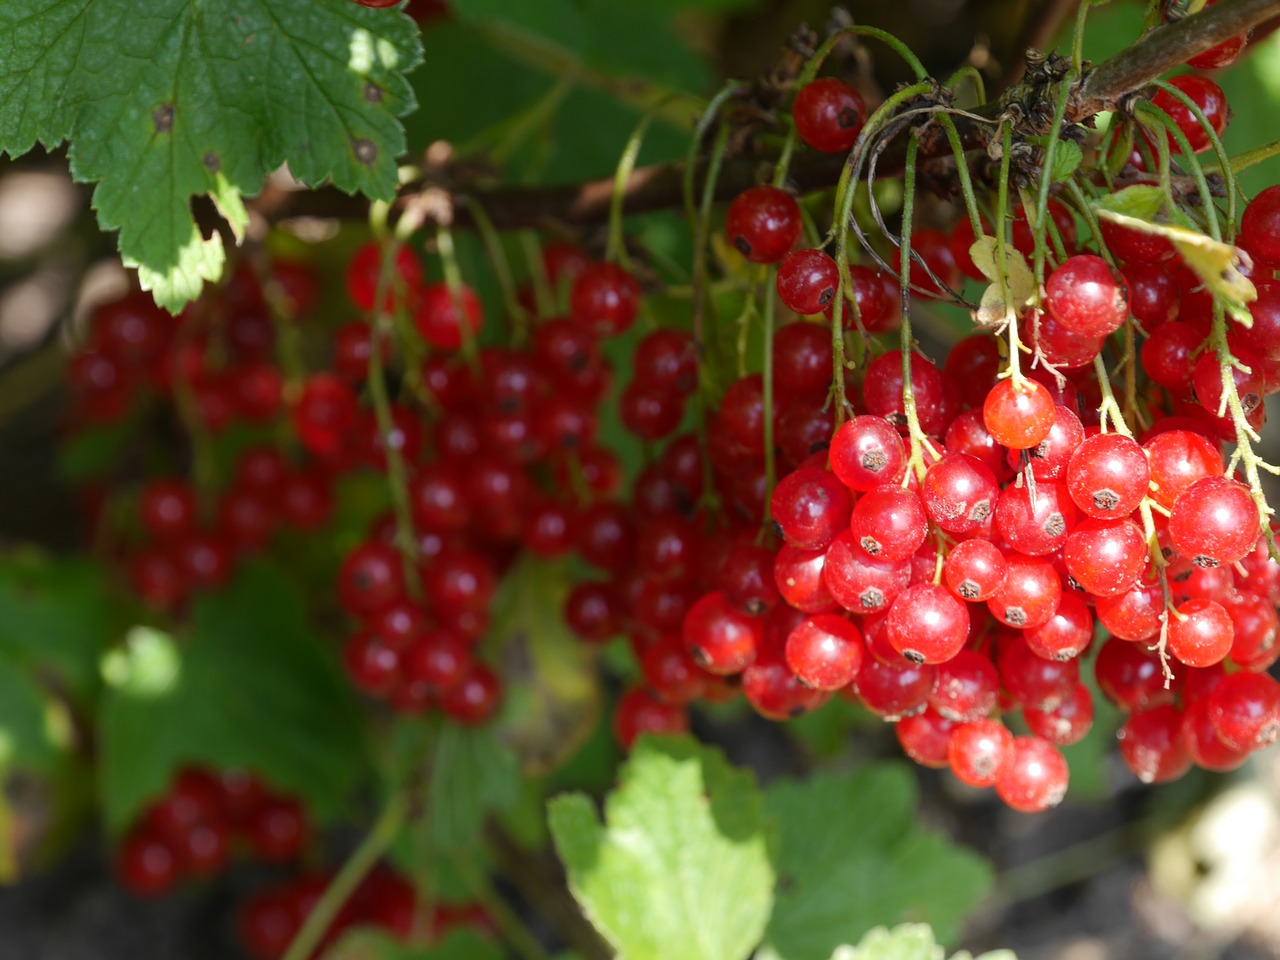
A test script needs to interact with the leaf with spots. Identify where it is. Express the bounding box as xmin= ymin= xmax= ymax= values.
xmin=0 ymin=1 xmax=421 ymax=311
